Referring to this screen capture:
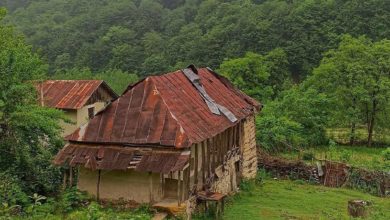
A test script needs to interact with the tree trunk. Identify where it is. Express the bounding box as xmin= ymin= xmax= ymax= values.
xmin=349 ymin=122 xmax=356 ymax=146
xmin=367 ymin=100 xmax=377 ymax=147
